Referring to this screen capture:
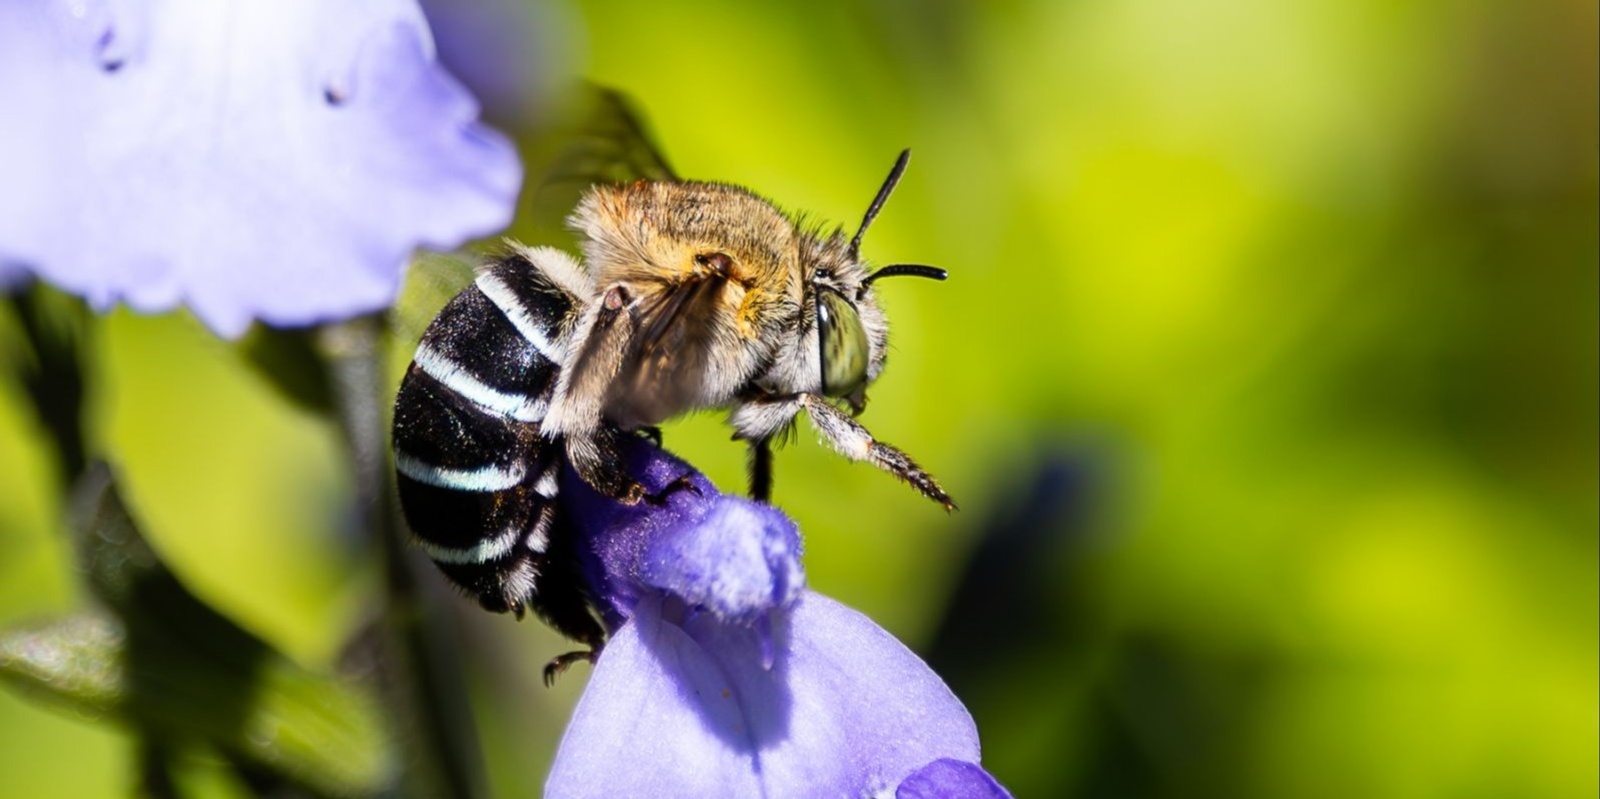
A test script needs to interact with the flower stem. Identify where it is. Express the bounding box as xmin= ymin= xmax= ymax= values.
xmin=319 ymin=315 xmax=486 ymax=799
xmin=7 ymin=283 xmax=88 ymax=489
